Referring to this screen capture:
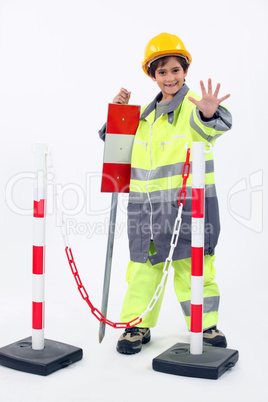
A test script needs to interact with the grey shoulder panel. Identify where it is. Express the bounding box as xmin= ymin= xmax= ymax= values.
xmin=98 ymin=123 xmax=106 ymax=141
